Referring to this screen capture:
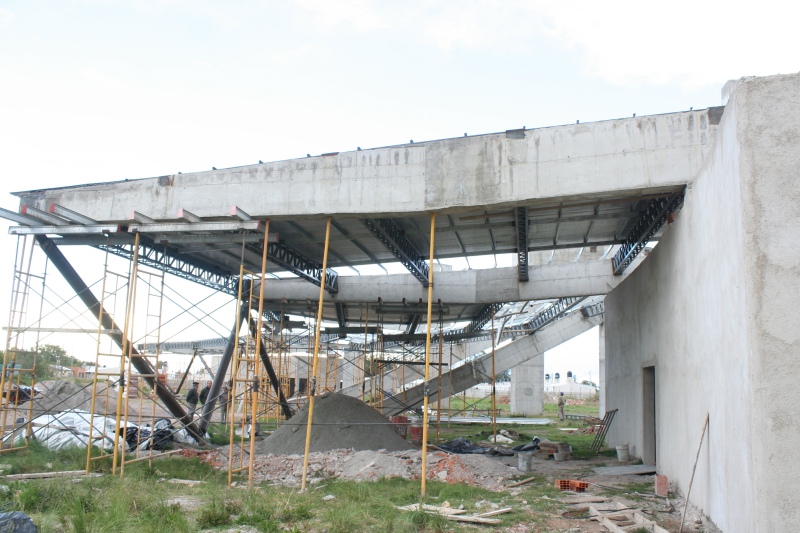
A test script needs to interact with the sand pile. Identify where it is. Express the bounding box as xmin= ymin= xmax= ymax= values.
xmin=28 ymin=380 xmax=144 ymax=417
xmin=257 ymin=393 xmax=414 ymax=455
